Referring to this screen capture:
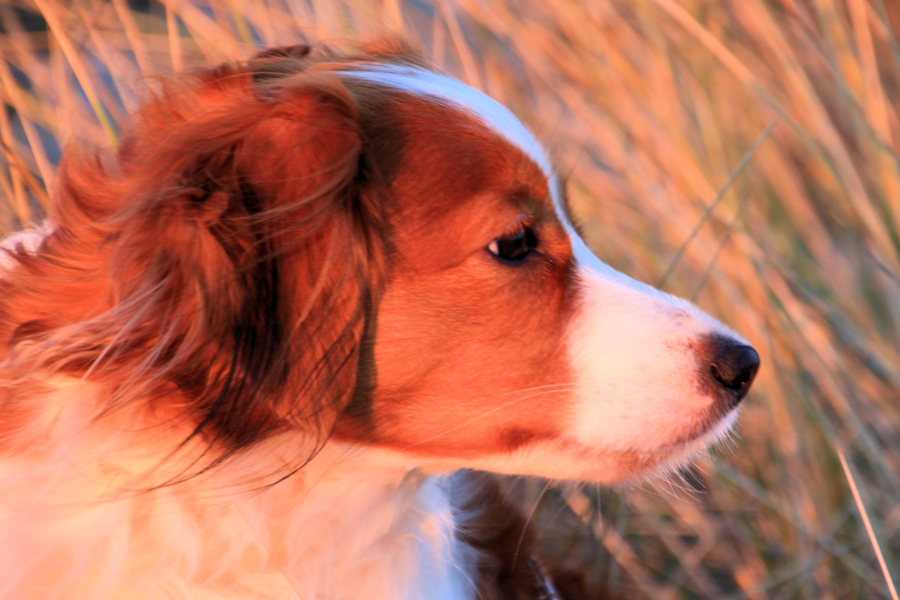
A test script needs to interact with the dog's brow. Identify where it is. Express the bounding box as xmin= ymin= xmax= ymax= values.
xmin=339 ymin=66 xmax=643 ymax=285
xmin=339 ymin=65 xmax=551 ymax=173
xmin=337 ymin=65 xmax=652 ymax=293
xmin=338 ymin=66 xmax=576 ymax=234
